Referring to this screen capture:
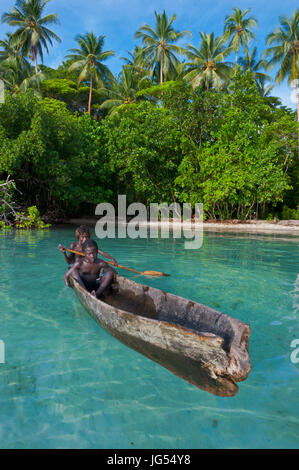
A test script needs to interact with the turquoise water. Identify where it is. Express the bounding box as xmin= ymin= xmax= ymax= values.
xmin=0 ymin=227 xmax=298 ymax=449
